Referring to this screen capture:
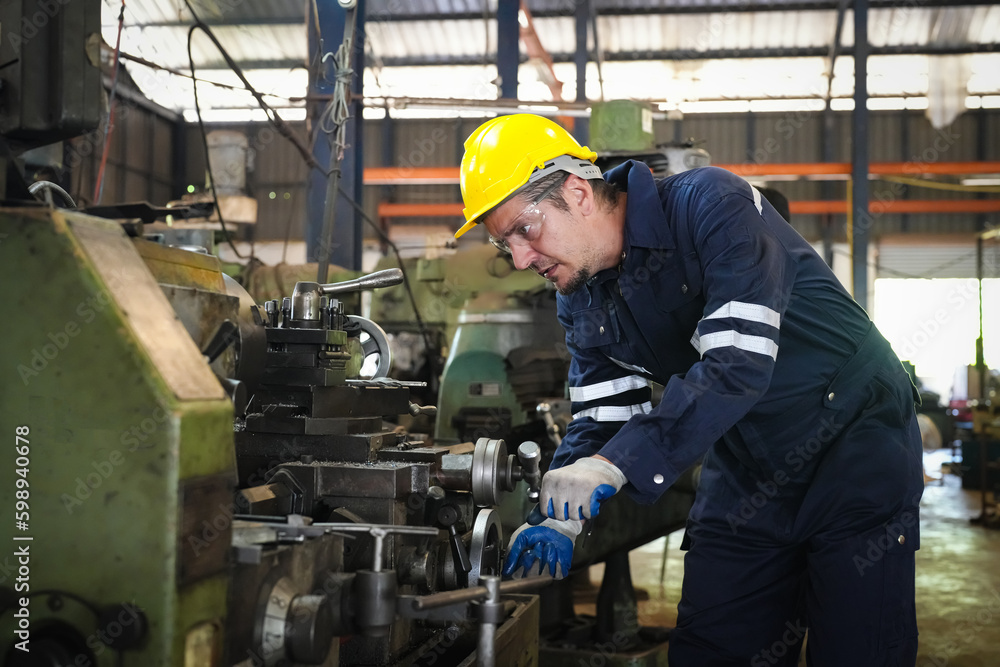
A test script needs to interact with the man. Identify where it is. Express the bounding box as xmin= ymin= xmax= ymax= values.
xmin=455 ymin=114 xmax=923 ymax=666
